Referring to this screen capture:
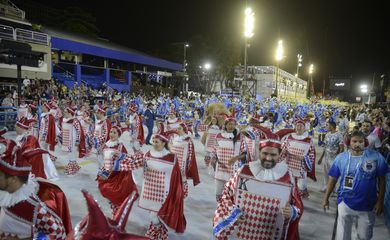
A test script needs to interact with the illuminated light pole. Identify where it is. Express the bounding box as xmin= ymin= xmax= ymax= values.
xmin=243 ymin=7 xmax=254 ymax=95
xmin=307 ymin=64 xmax=314 ymax=98
xmin=204 ymin=62 xmax=212 ymax=94
xmin=274 ymin=40 xmax=284 ymax=97
xmin=183 ymin=43 xmax=189 ymax=93
xmin=295 ymin=54 xmax=303 ymax=98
